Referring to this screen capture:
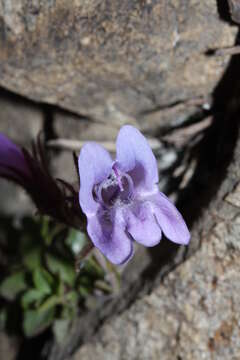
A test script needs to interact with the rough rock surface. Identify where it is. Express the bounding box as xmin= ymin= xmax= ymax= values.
xmin=0 ymin=1 xmax=238 ymax=126
xmin=69 ymin=126 xmax=240 ymax=360
xmin=0 ymin=332 xmax=19 ymax=360
xmin=0 ymin=91 xmax=43 ymax=146
xmin=53 ymin=112 xmax=119 ymax=141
